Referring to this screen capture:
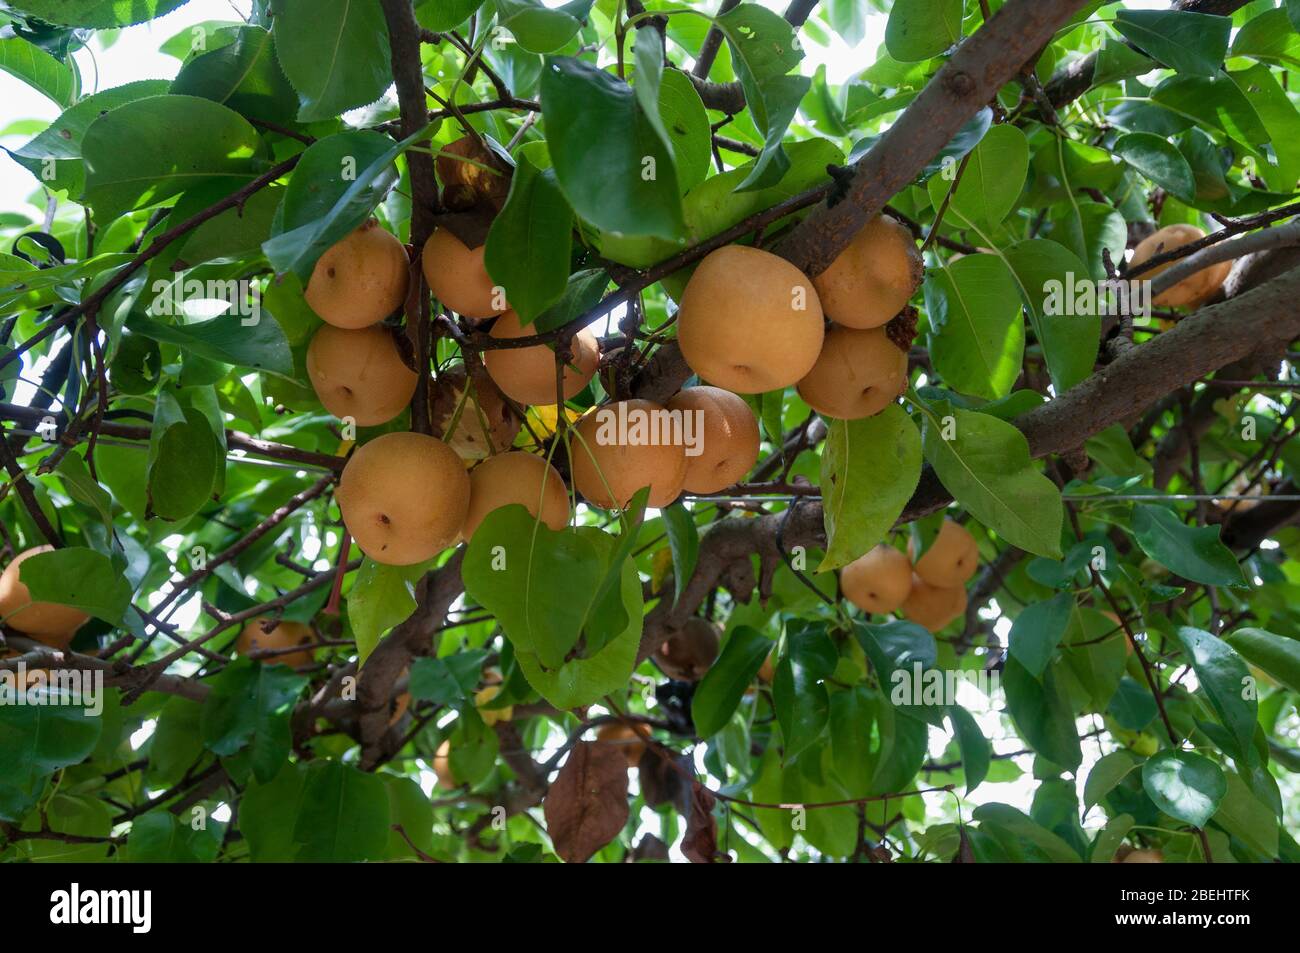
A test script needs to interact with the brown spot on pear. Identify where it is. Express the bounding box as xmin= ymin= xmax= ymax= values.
xmin=305 ymin=220 xmax=409 ymax=329
xmin=840 ymin=545 xmax=914 ymax=615
xmin=306 ymin=324 xmax=418 ymax=426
